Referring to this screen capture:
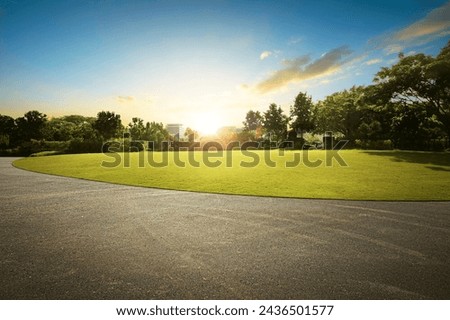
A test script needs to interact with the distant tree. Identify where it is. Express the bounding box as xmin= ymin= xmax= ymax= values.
xmin=143 ymin=121 xmax=169 ymax=149
xmin=61 ymin=115 xmax=96 ymax=125
xmin=262 ymin=103 xmax=288 ymax=142
xmin=216 ymin=126 xmax=237 ymax=145
xmin=15 ymin=110 xmax=47 ymax=142
xmin=0 ymin=114 xmax=17 ymax=147
xmin=43 ymin=118 xmax=77 ymax=141
xmin=93 ymin=111 xmax=122 ymax=140
xmin=57 ymin=115 xmax=98 ymax=141
xmin=314 ymin=86 xmax=366 ymax=143
xmin=243 ymin=110 xmax=263 ymax=131
xmin=128 ymin=117 xmax=145 ymax=140
xmin=184 ymin=127 xmax=199 ymax=142
xmin=236 ymin=130 xmax=257 ymax=143
xmin=290 ymin=92 xmax=315 ymax=140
